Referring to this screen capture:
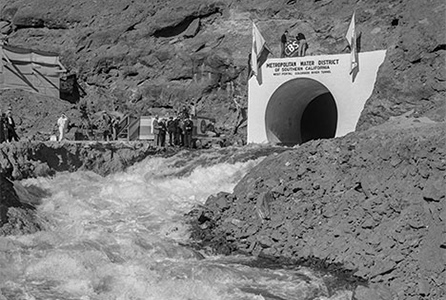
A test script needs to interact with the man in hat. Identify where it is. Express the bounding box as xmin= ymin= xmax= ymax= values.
xmin=0 ymin=108 xmax=5 ymax=143
xmin=183 ymin=116 xmax=194 ymax=148
xmin=280 ymin=30 xmax=289 ymax=58
xmin=167 ymin=116 xmax=176 ymax=146
xmin=151 ymin=115 xmax=160 ymax=146
xmin=5 ymin=108 xmax=19 ymax=142
xmin=158 ymin=117 xmax=167 ymax=147
xmin=296 ymin=32 xmax=308 ymax=57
